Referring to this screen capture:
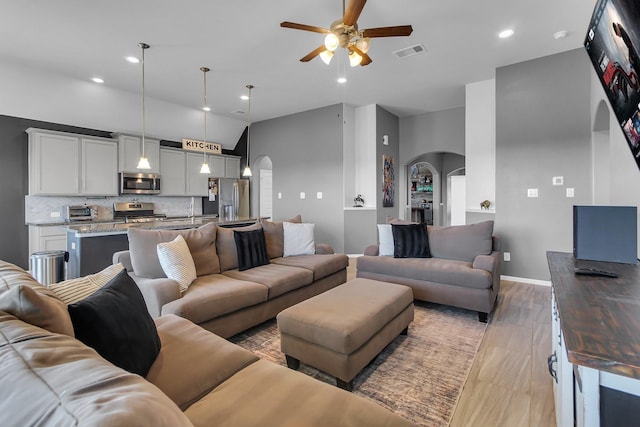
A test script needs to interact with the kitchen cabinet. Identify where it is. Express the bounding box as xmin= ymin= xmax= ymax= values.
xmin=27 ymin=128 xmax=118 ymax=196
xmin=185 ymin=152 xmax=208 ymax=196
xmin=28 ymin=225 xmax=66 ymax=257
xmin=209 ymin=155 xmax=226 ymax=178
xmin=159 ymin=148 xmax=187 ymax=196
xmin=225 ymin=156 xmax=240 ymax=178
xmin=115 ymin=134 xmax=160 ymax=173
